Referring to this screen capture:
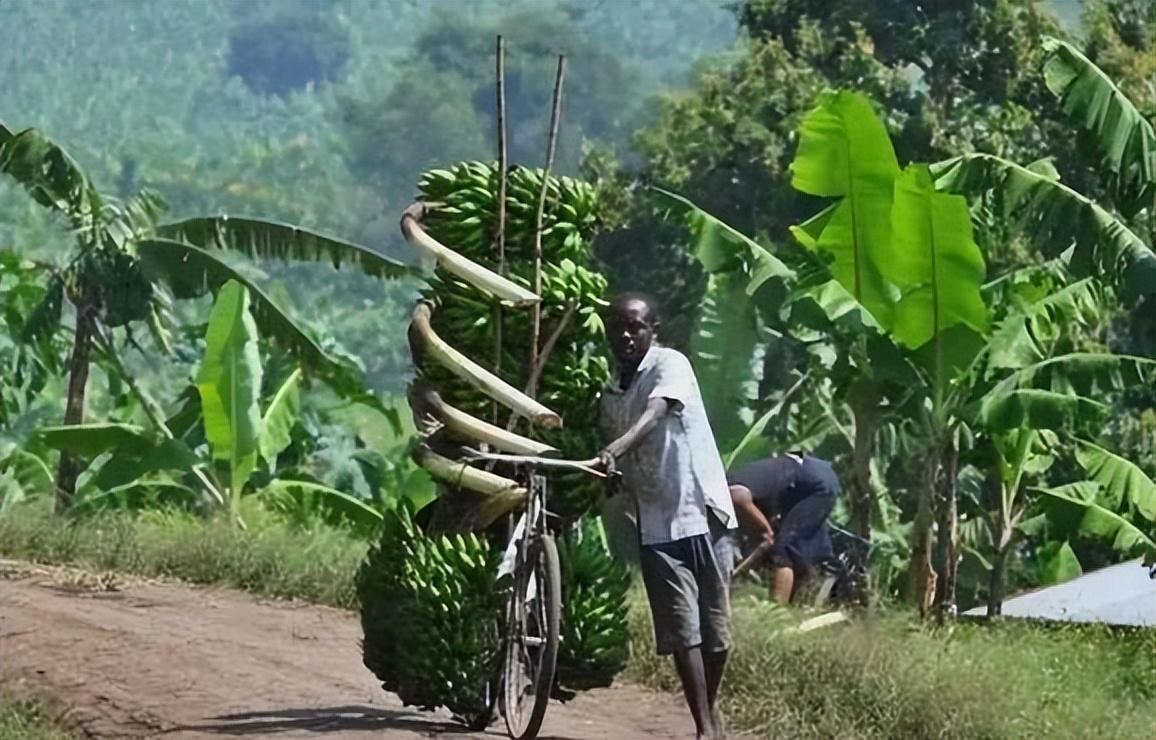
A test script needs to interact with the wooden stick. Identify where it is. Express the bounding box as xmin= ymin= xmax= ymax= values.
xmin=733 ymin=541 xmax=774 ymax=578
xmin=492 ymin=35 xmax=508 ymax=423
xmin=524 ymin=301 xmax=576 ymax=399
xmin=528 ymin=54 xmax=566 ymax=395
